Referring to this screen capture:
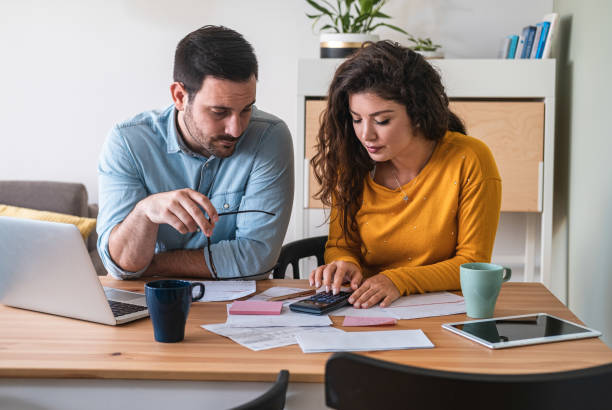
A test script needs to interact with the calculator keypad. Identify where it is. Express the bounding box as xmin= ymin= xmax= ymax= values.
xmin=289 ymin=291 xmax=352 ymax=315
